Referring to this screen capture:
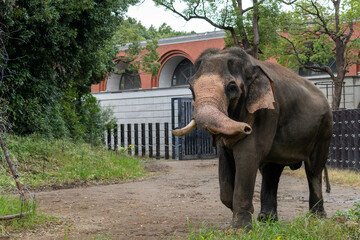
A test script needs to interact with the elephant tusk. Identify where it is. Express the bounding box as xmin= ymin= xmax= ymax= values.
xmin=172 ymin=119 xmax=197 ymax=136
xmin=207 ymin=128 xmax=219 ymax=135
